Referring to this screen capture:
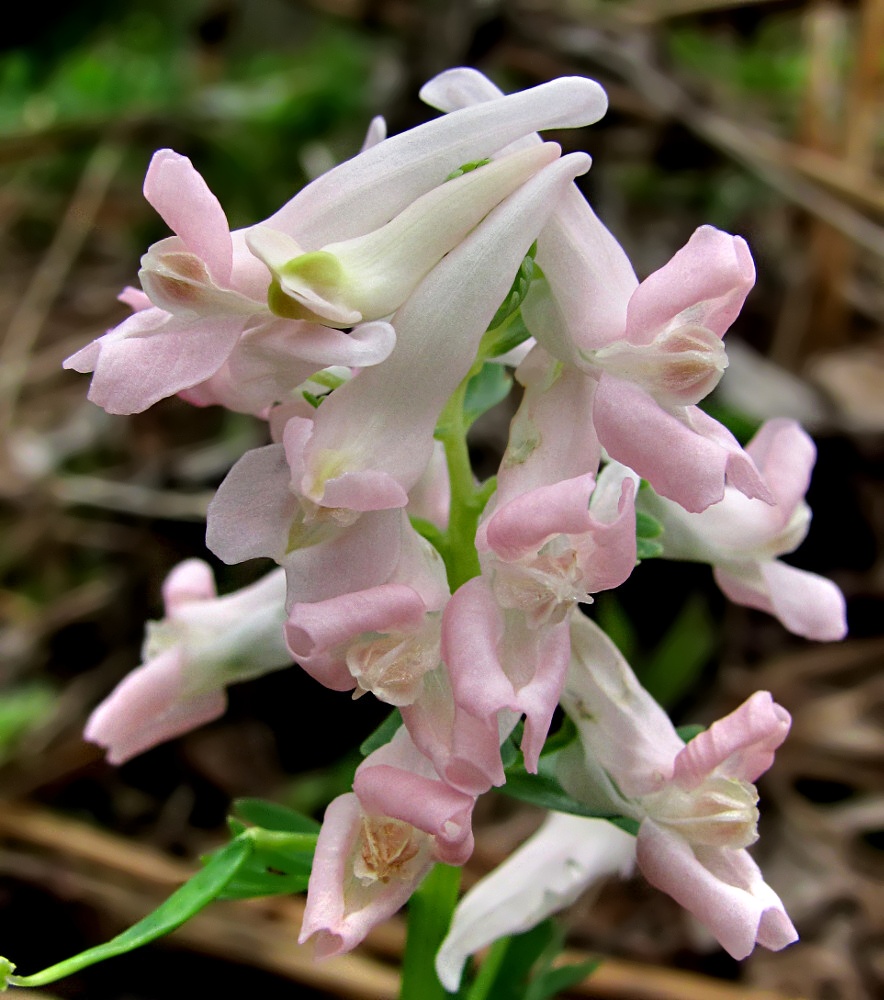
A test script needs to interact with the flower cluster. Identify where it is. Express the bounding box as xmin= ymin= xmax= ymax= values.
xmin=73 ymin=67 xmax=846 ymax=973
